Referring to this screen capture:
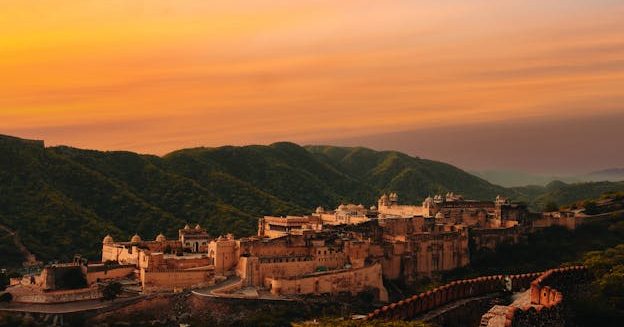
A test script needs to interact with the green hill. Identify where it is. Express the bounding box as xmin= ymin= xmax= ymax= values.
xmin=514 ymin=180 xmax=624 ymax=209
xmin=1 ymin=134 xmax=624 ymax=268
xmin=305 ymin=145 xmax=510 ymax=201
